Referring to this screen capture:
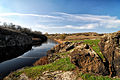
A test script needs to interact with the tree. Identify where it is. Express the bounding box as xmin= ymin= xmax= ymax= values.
xmin=22 ymin=28 xmax=32 ymax=33
xmin=3 ymin=22 xmax=8 ymax=28
xmin=9 ymin=23 xmax=16 ymax=30
xmin=16 ymin=25 xmax=22 ymax=31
